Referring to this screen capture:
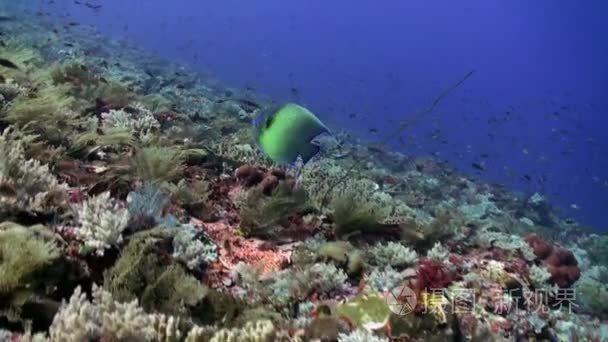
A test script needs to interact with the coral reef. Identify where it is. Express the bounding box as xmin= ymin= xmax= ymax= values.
xmin=0 ymin=10 xmax=605 ymax=341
